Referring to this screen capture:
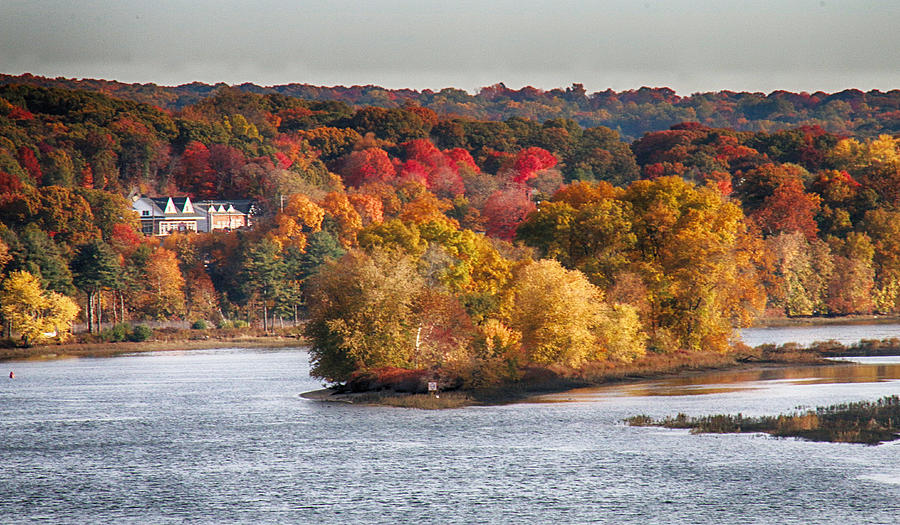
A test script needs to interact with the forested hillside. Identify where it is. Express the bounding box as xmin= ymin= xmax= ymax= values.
xmin=3 ymin=73 xmax=899 ymax=140
xmin=1 ymin=78 xmax=899 ymax=383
